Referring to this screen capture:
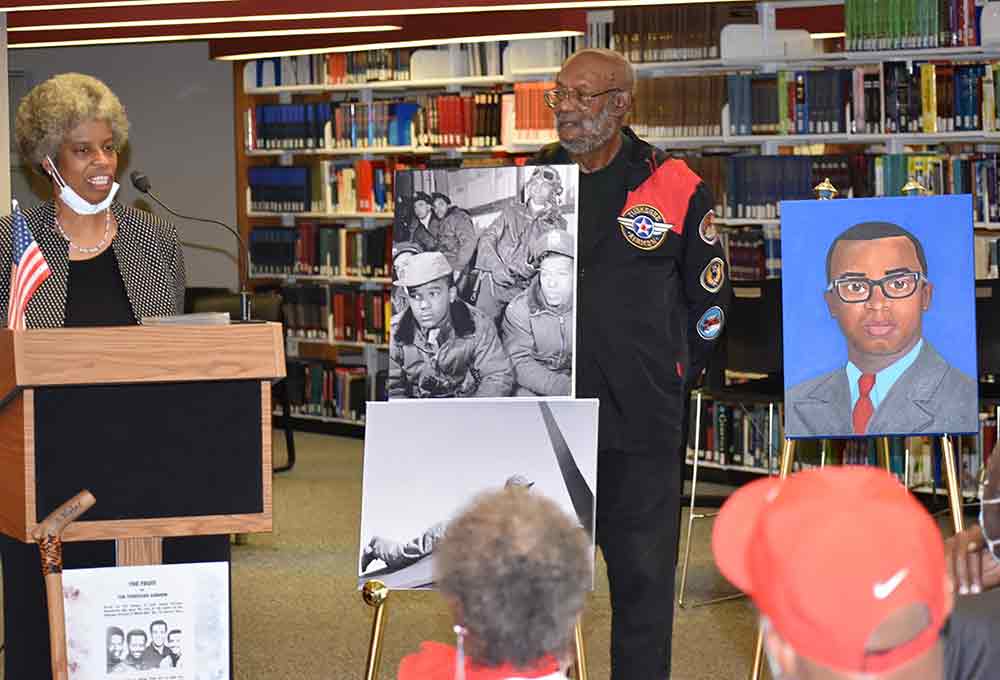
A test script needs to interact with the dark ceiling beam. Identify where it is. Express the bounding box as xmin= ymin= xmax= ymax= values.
xmin=207 ymin=9 xmax=589 ymax=60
